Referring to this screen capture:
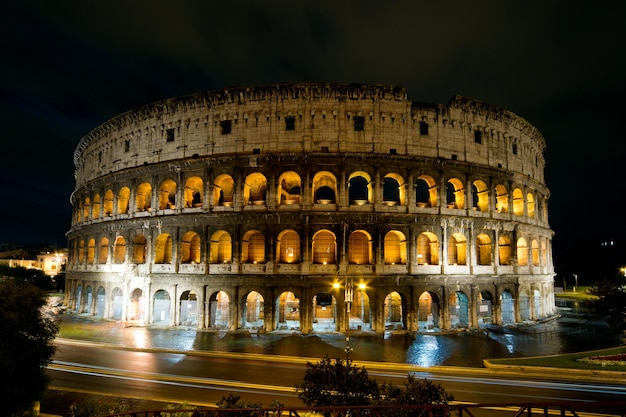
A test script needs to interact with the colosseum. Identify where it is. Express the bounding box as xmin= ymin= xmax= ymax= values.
xmin=65 ymin=83 xmax=556 ymax=335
